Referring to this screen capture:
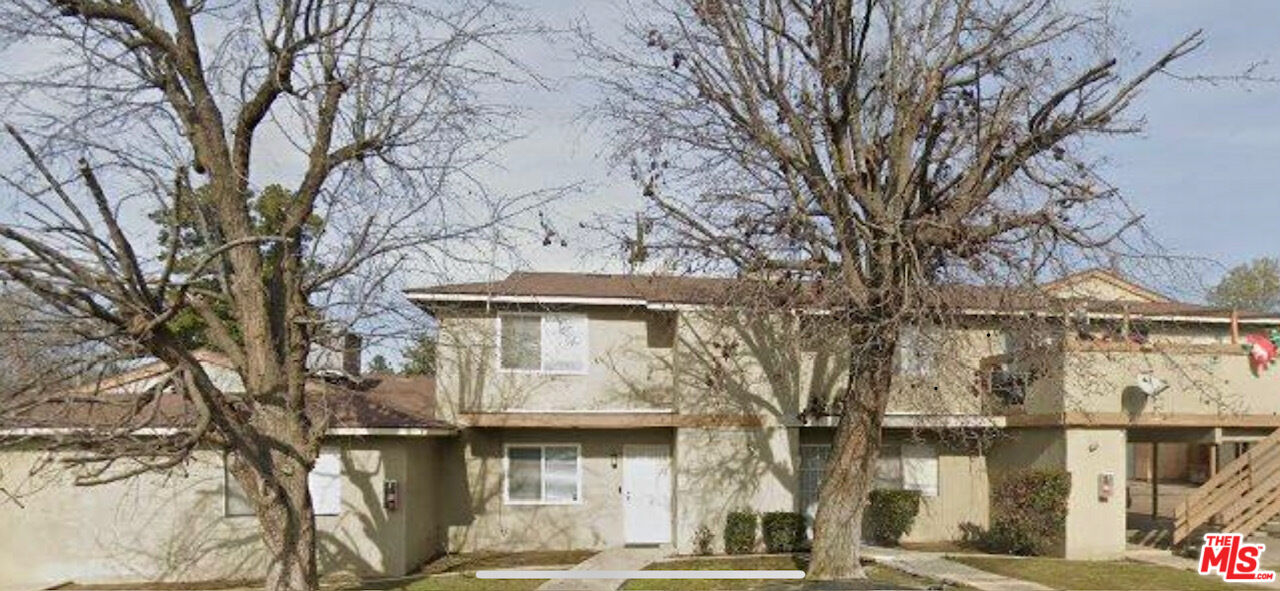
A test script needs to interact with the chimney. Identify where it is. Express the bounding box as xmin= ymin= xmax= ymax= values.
xmin=342 ymin=333 xmax=362 ymax=376
xmin=310 ymin=331 xmax=363 ymax=378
